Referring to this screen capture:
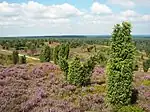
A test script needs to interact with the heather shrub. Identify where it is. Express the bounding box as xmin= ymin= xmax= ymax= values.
xmin=106 ymin=22 xmax=135 ymax=106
